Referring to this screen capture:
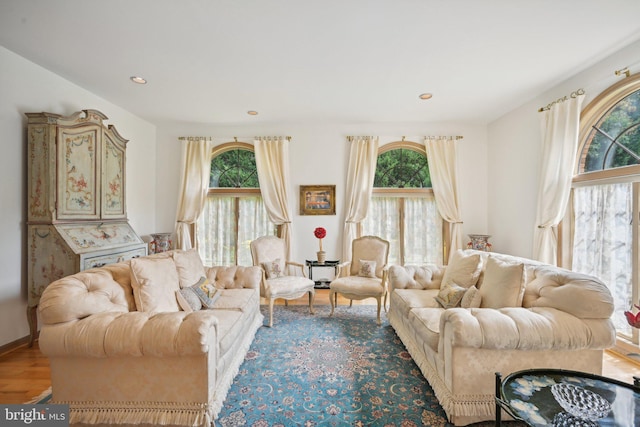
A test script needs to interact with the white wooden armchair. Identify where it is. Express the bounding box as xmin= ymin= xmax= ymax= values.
xmin=250 ymin=236 xmax=316 ymax=327
xmin=329 ymin=235 xmax=390 ymax=325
